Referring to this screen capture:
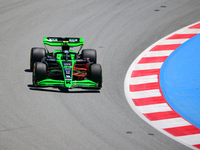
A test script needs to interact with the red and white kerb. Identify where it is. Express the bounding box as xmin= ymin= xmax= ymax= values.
xmin=125 ymin=22 xmax=200 ymax=149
